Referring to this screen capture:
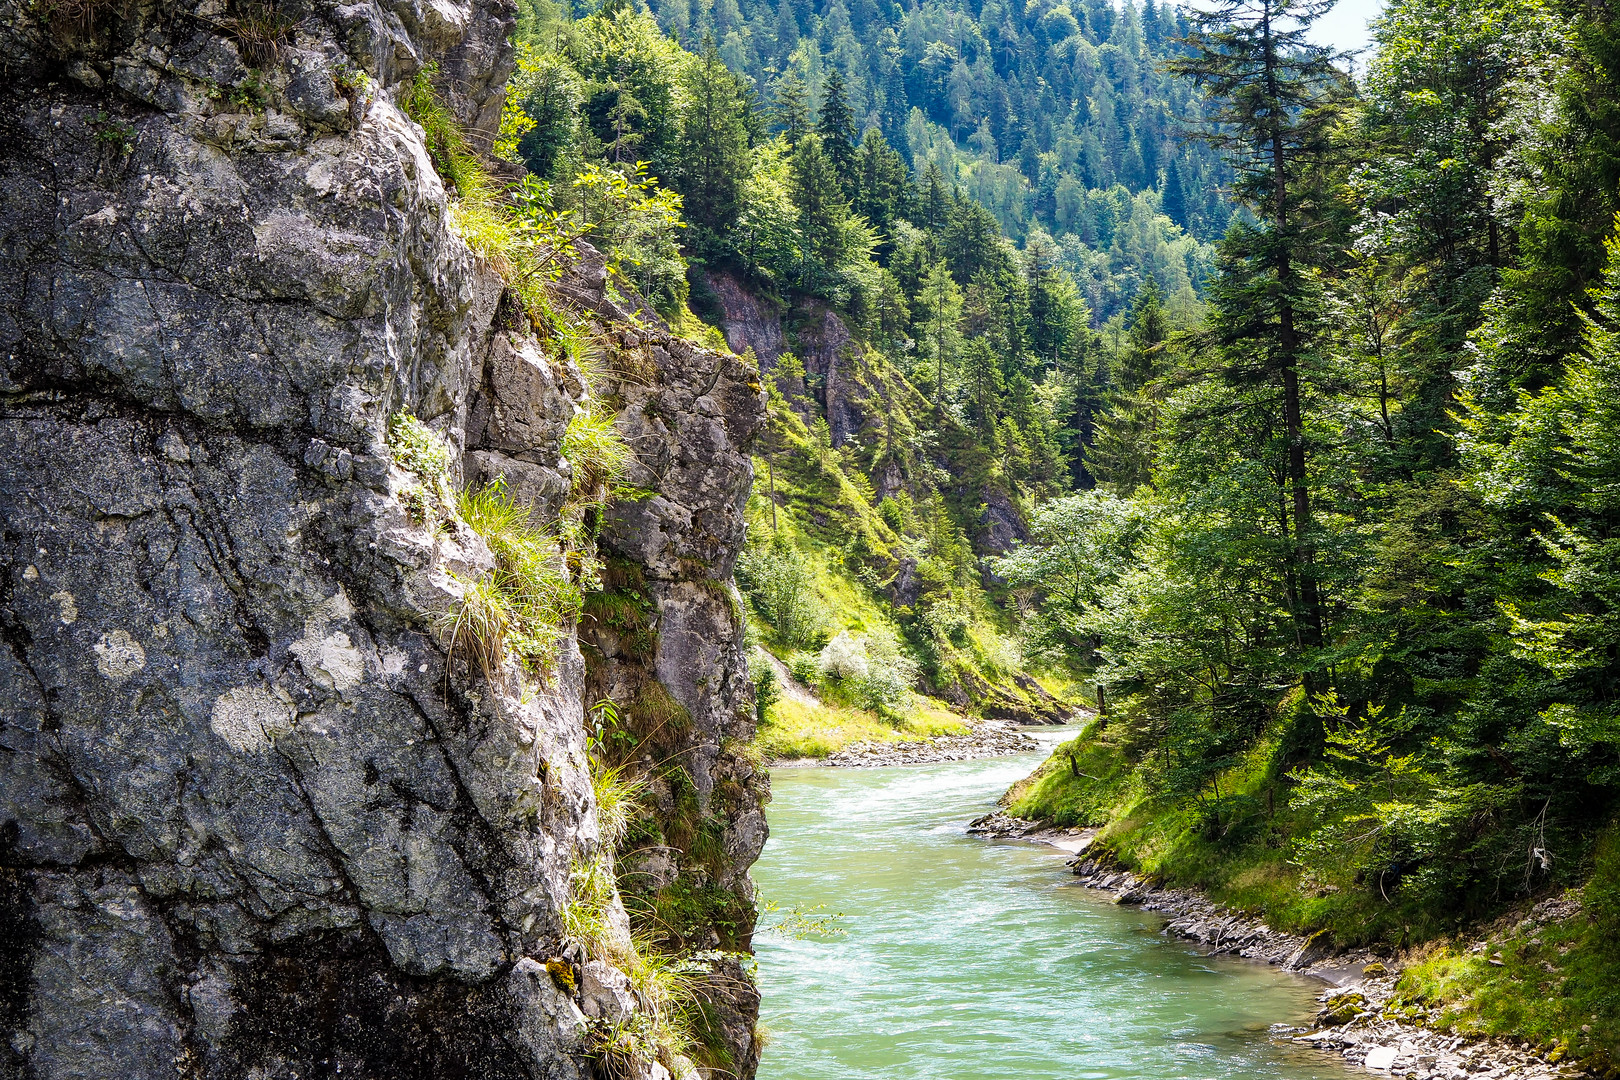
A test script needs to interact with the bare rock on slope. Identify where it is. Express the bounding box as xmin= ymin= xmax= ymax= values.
xmin=0 ymin=2 xmax=762 ymax=1077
